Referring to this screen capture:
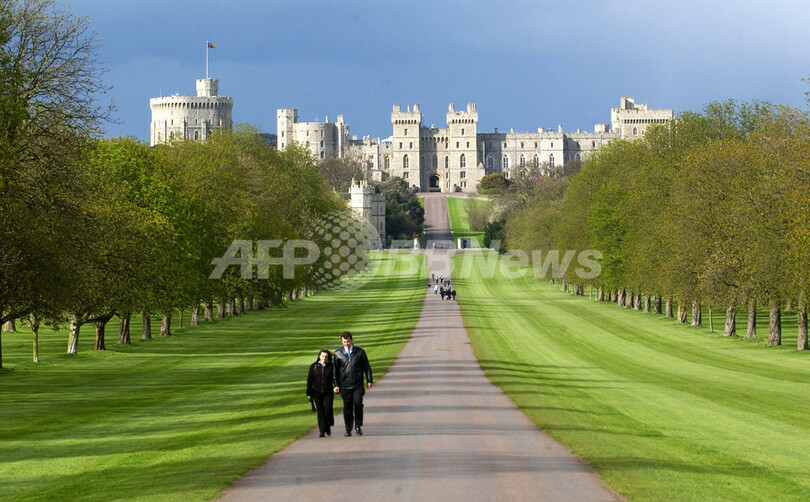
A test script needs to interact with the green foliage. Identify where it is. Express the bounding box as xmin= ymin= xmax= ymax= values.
xmin=500 ymin=100 xmax=810 ymax=338
xmin=376 ymin=176 xmax=424 ymax=240
xmin=480 ymin=172 xmax=509 ymax=193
